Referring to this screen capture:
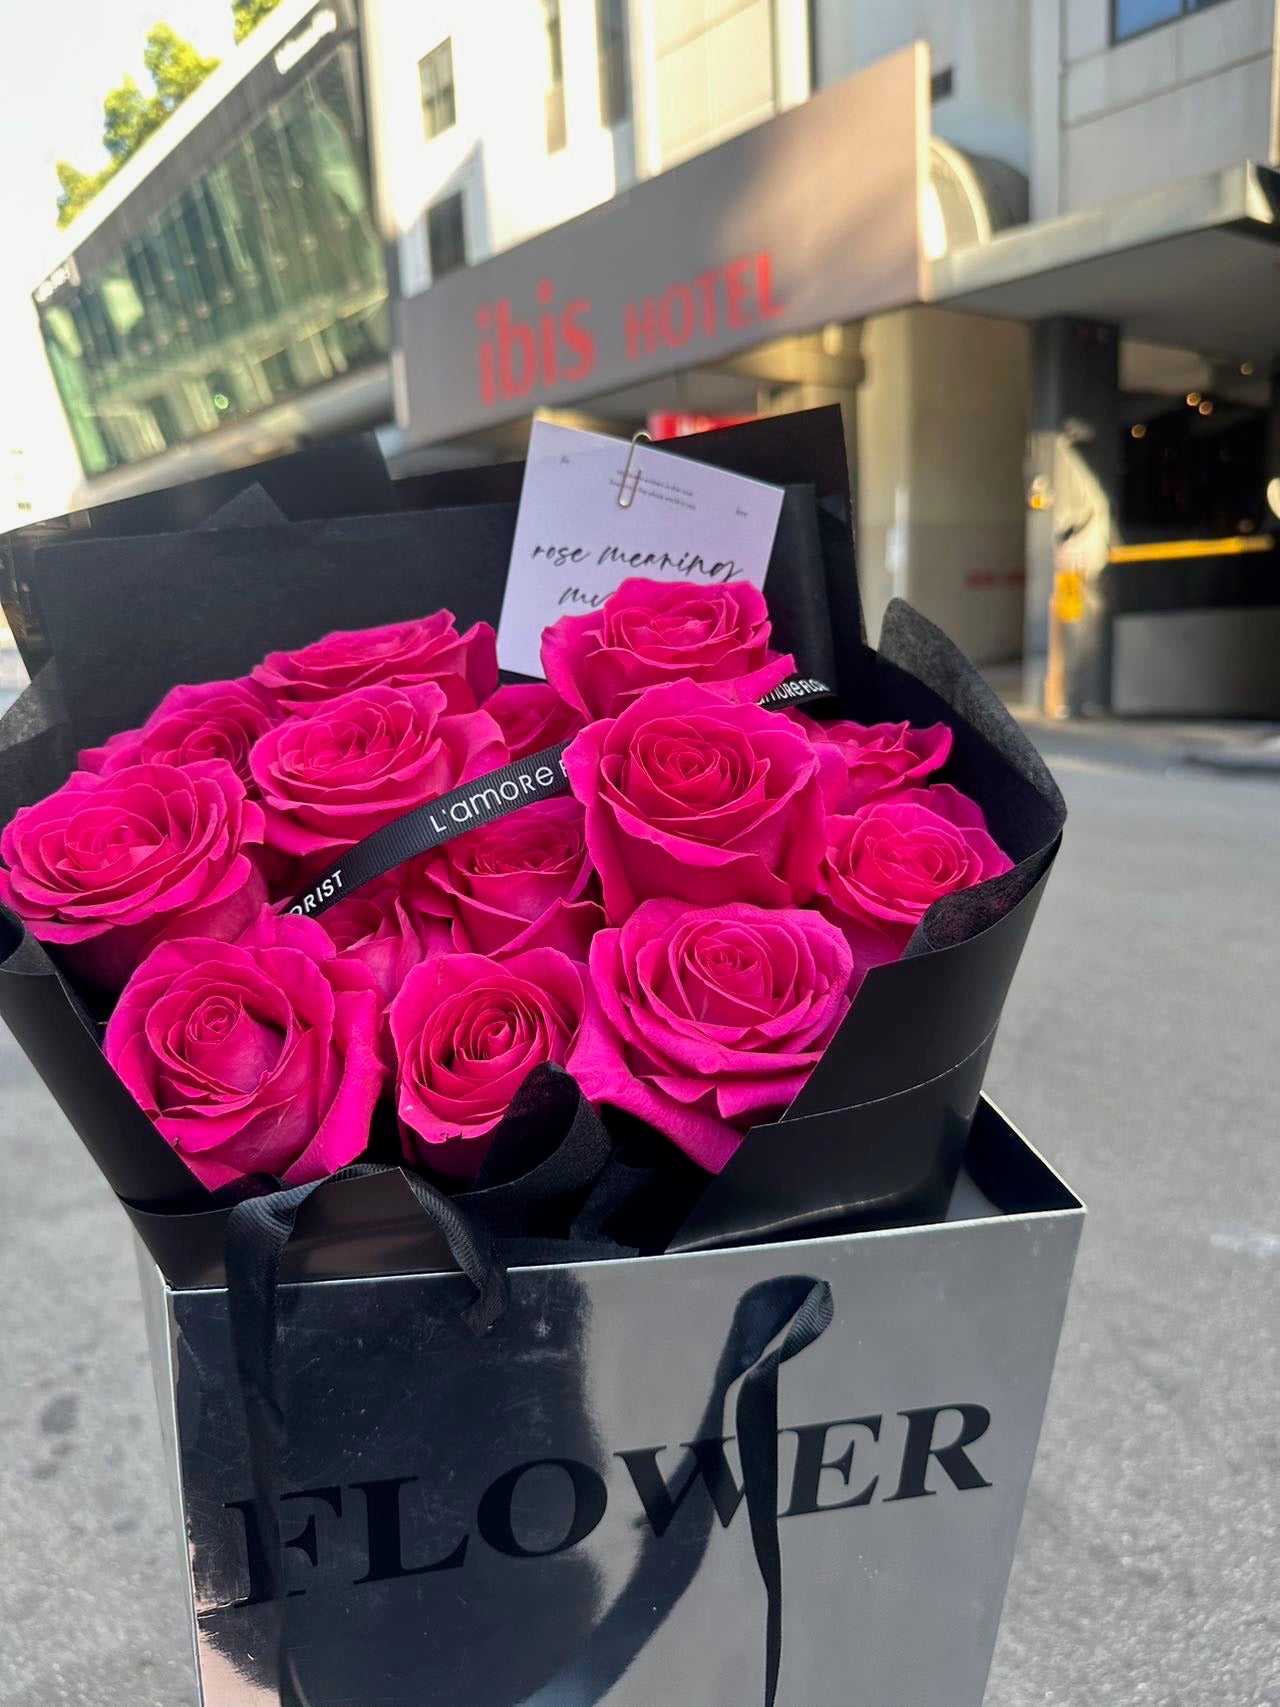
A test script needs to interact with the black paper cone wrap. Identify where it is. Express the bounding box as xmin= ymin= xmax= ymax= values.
xmin=0 ymin=410 xmax=1063 ymax=1284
